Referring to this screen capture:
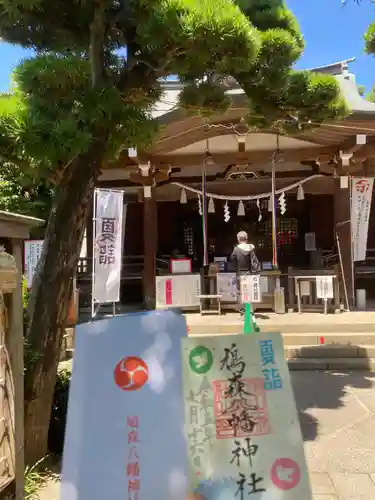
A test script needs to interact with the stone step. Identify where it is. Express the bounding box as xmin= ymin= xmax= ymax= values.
xmin=285 ymin=344 xmax=375 ymax=358
xmin=60 ymin=347 xmax=375 ymax=371
xmin=287 ymin=357 xmax=375 ymax=371
xmin=187 ymin=322 xmax=375 ymax=335
xmin=191 ymin=331 xmax=375 ymax=346
xmin=283 ymin=333 xmax=375 ymax=346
